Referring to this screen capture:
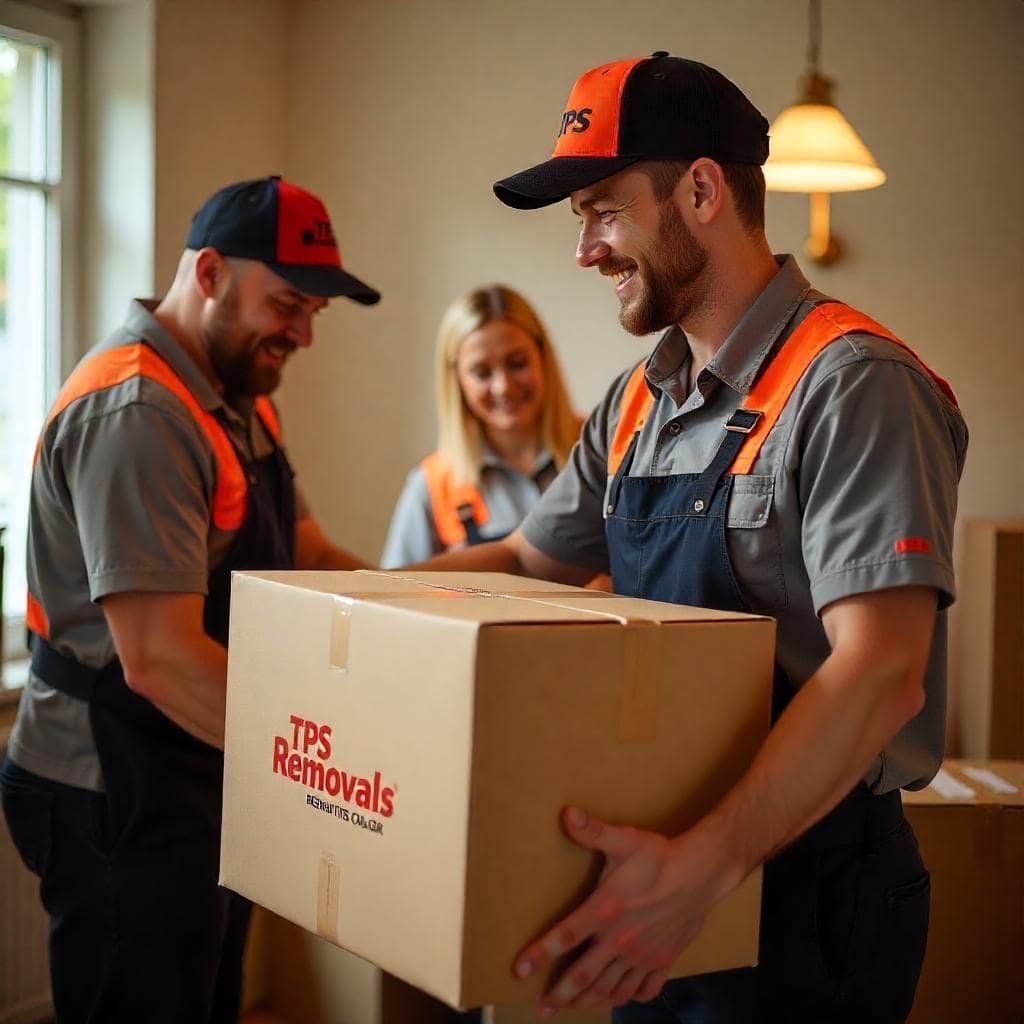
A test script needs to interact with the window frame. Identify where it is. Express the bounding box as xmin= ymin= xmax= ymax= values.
xmin=0 ymin=0 xmax=79 ymax=694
